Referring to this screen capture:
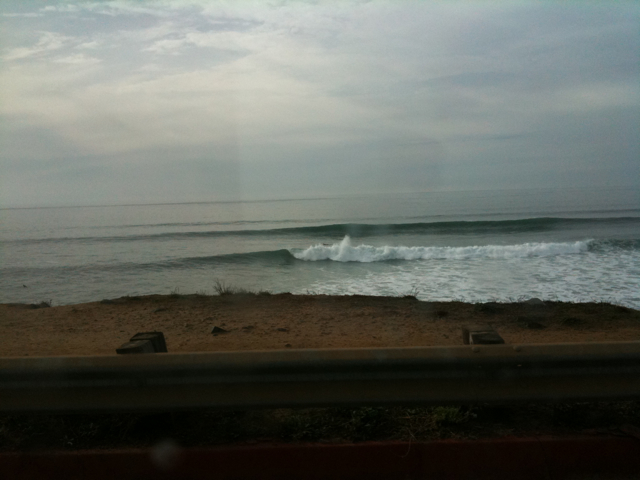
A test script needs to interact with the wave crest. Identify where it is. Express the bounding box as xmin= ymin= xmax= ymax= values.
xmin=292 ymin=236 xmax=591 ymax=262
